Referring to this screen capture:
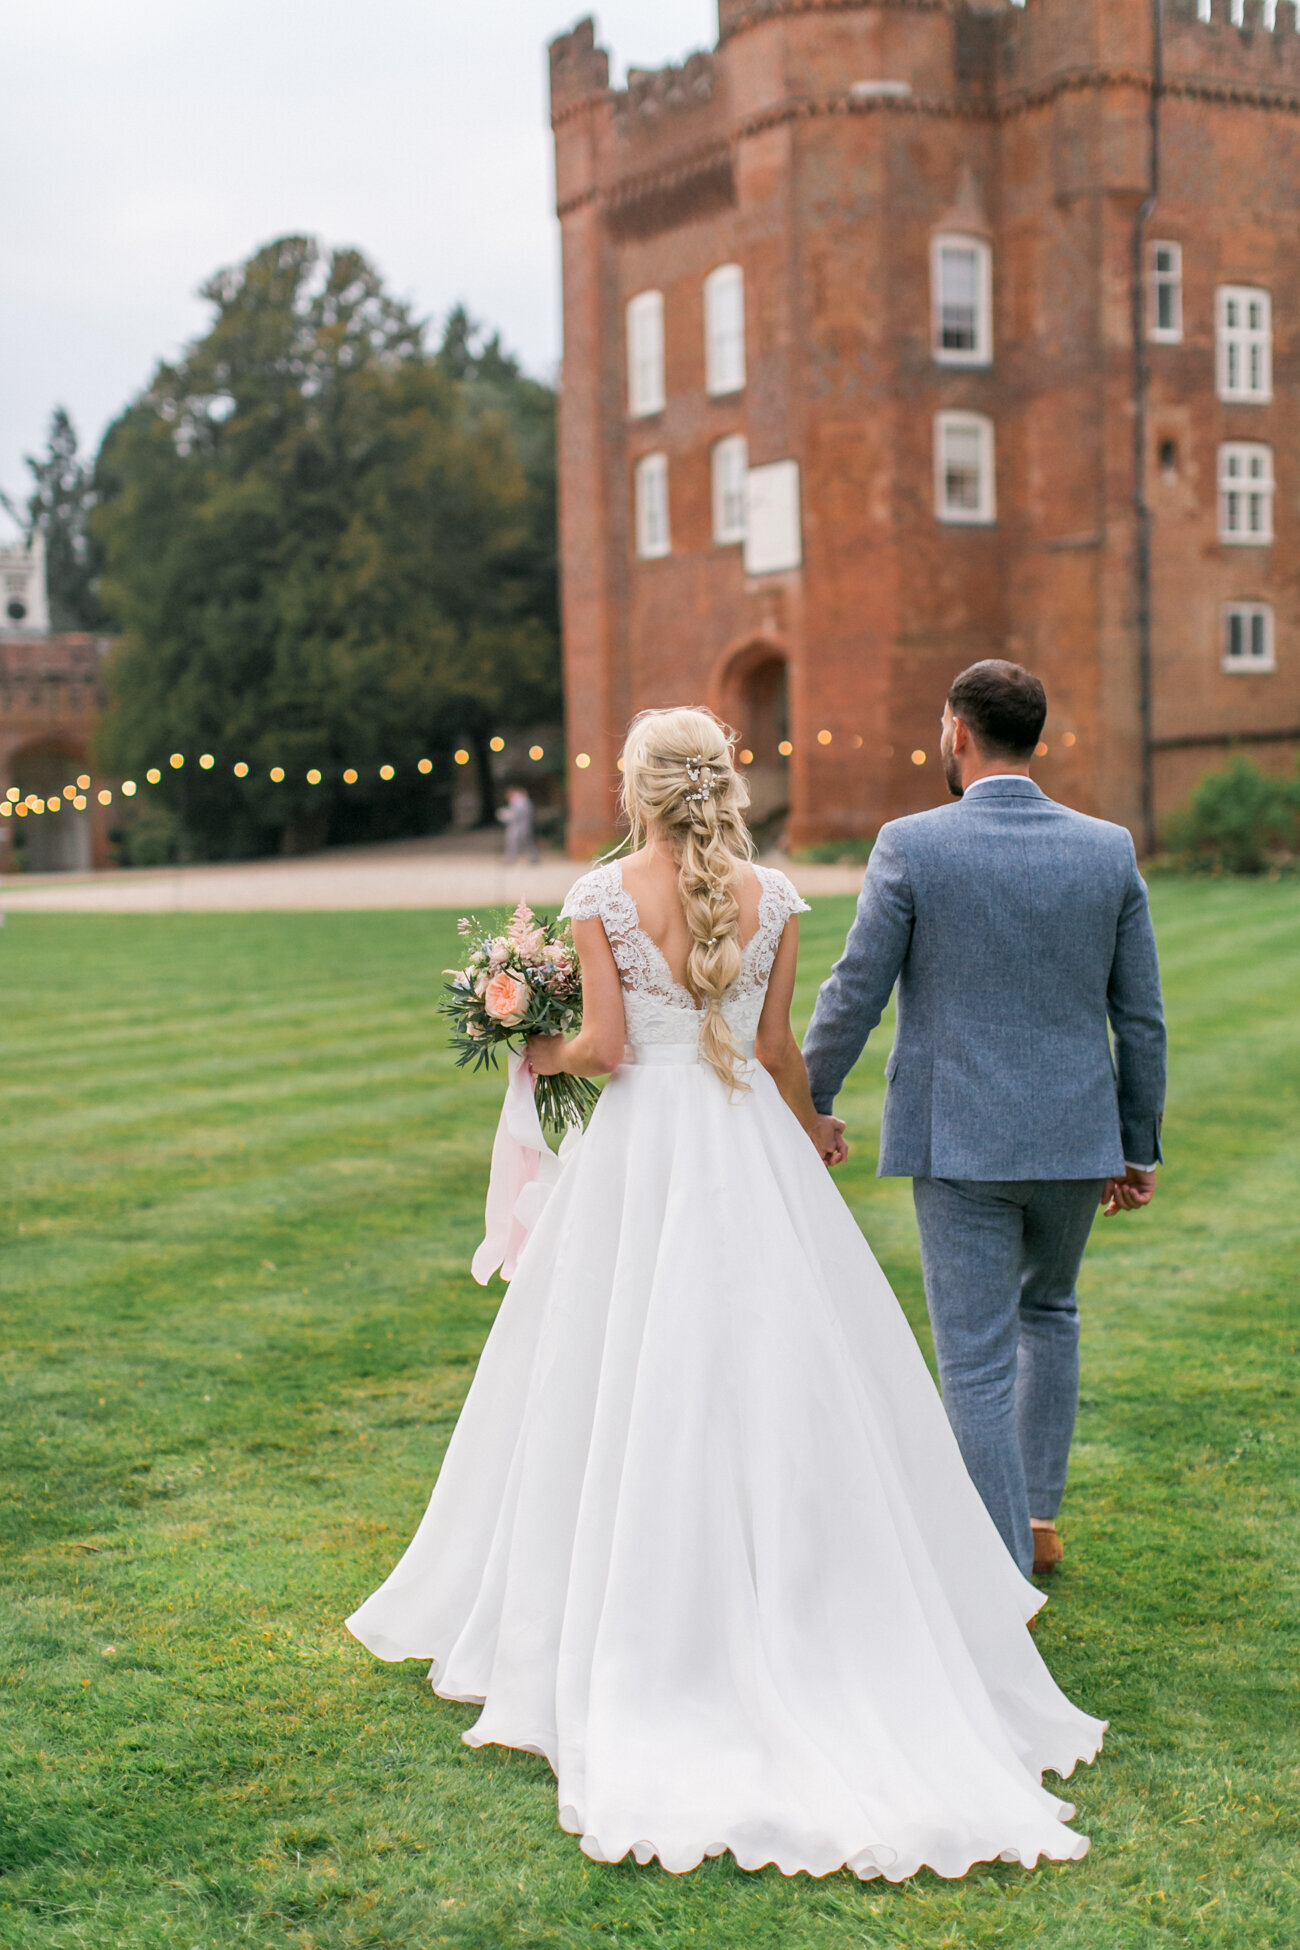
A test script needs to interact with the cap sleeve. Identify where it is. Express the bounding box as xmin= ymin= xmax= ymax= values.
xmin=762 ymin=866 xmax=812 ymax=923
xmin=560 ymin=865 xmax=611 ymax=924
